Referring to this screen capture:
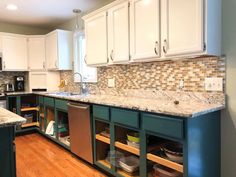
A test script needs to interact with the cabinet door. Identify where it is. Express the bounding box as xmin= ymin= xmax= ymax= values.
xmin=46 ymin=32 xmax=58 ymax=70
xmin=84 ymin=12 xmax=108 ymax=66
xmin=161 ymin=0 xmax=204 ymax=56
xmin=29 ymin=72 xmax=47 ymax=91
xmin=28 ymin=37 xmax=46 ymax=71
xmin=130 ymin=0 xmax=160 ymax=61
xmin=2 ymin=35 xmax=28 ymax=71
xmin=108 ymin=1 xmax=129 ymax=63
